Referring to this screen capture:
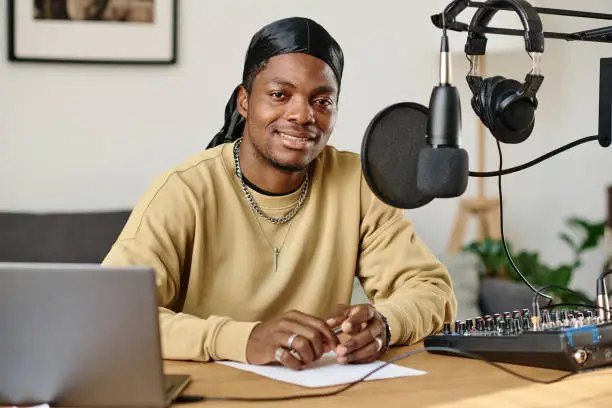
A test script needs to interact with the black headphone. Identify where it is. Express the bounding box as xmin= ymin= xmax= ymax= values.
xmin=465 ymin=0 xmax=545 ymax=144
